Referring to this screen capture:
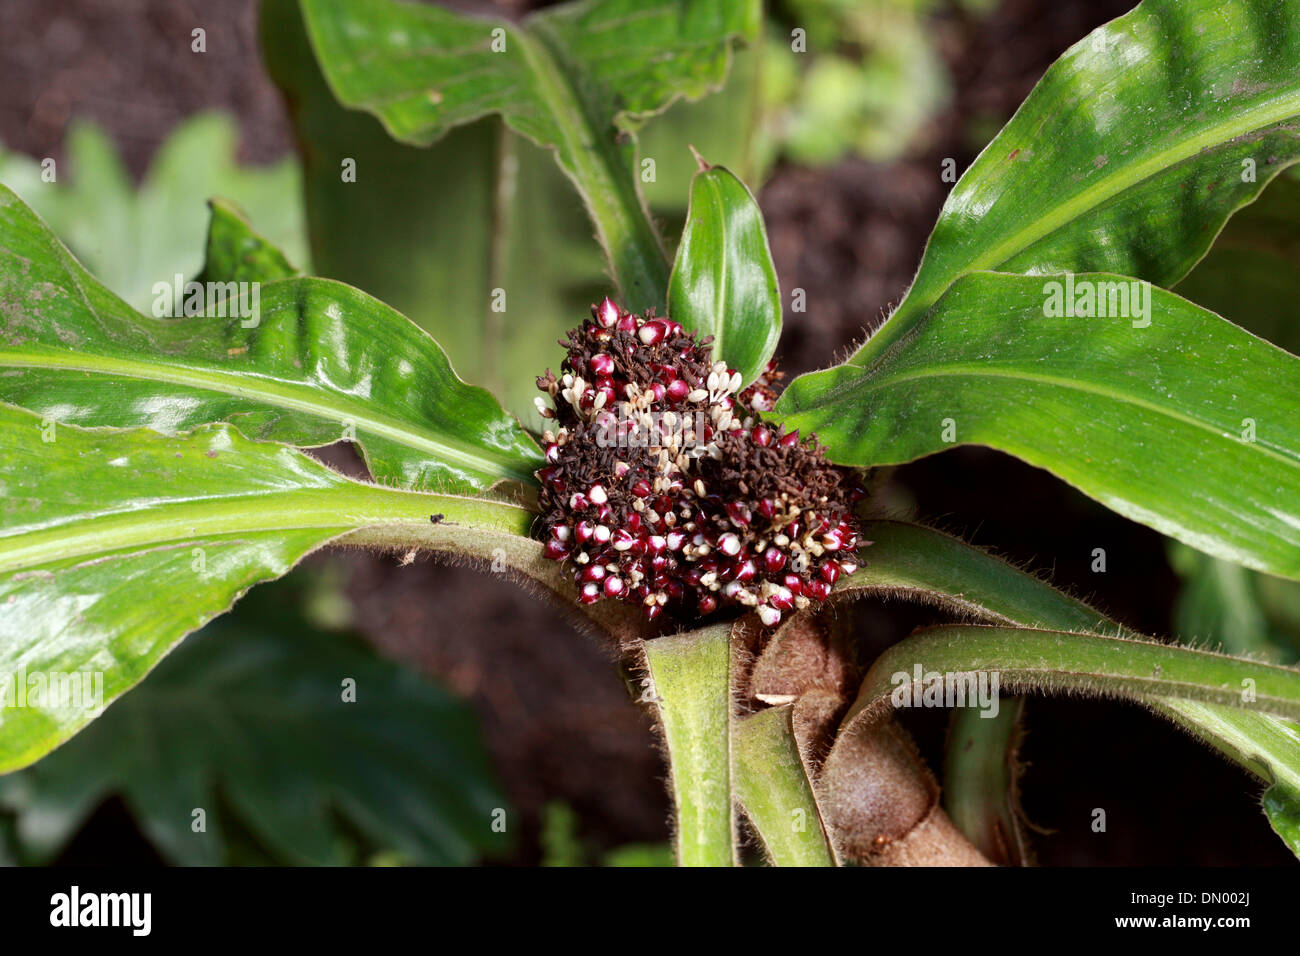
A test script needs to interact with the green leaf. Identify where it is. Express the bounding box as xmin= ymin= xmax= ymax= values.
xmin=0 ymin=402 xmax=533 ymax=772
xmin=196 ymin=198 xmax=300 ymax=286
xmin=0 ymin=115 xmax=310 ymax=313
xmin=858 ymin=0 xmax=1300 ymax=359
xmin=0 ymin=185 xmax=541 ymax=493
xmin=733 ymin=705 xmax=835 ymax=866
xmin=1262 ymin=784 xmax=1300 ymax=856
xmin=1148 ymin=698 xmax=1300 ymax=857
xmin=668 ymin=164 xmax=780 ymax=385
xmin=298 ymin=0 xmax=760 ymax=311
xmin=642 ymin=624 xmax=735 ymax=866
xmin=261 ymin=0 xmax=609 ymax=428
xmin=778 ymin=272 xmax=1300 ymax=579
xmin=635 ymin=45 xmax=769 ymax=217
xmin=834 ymin=520 xmax=1300 ymax=857
xmin=1169 ymin=543 xmax=1283 ymax=658
xmin=0 ymin=577 xmax=508 ymax=866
